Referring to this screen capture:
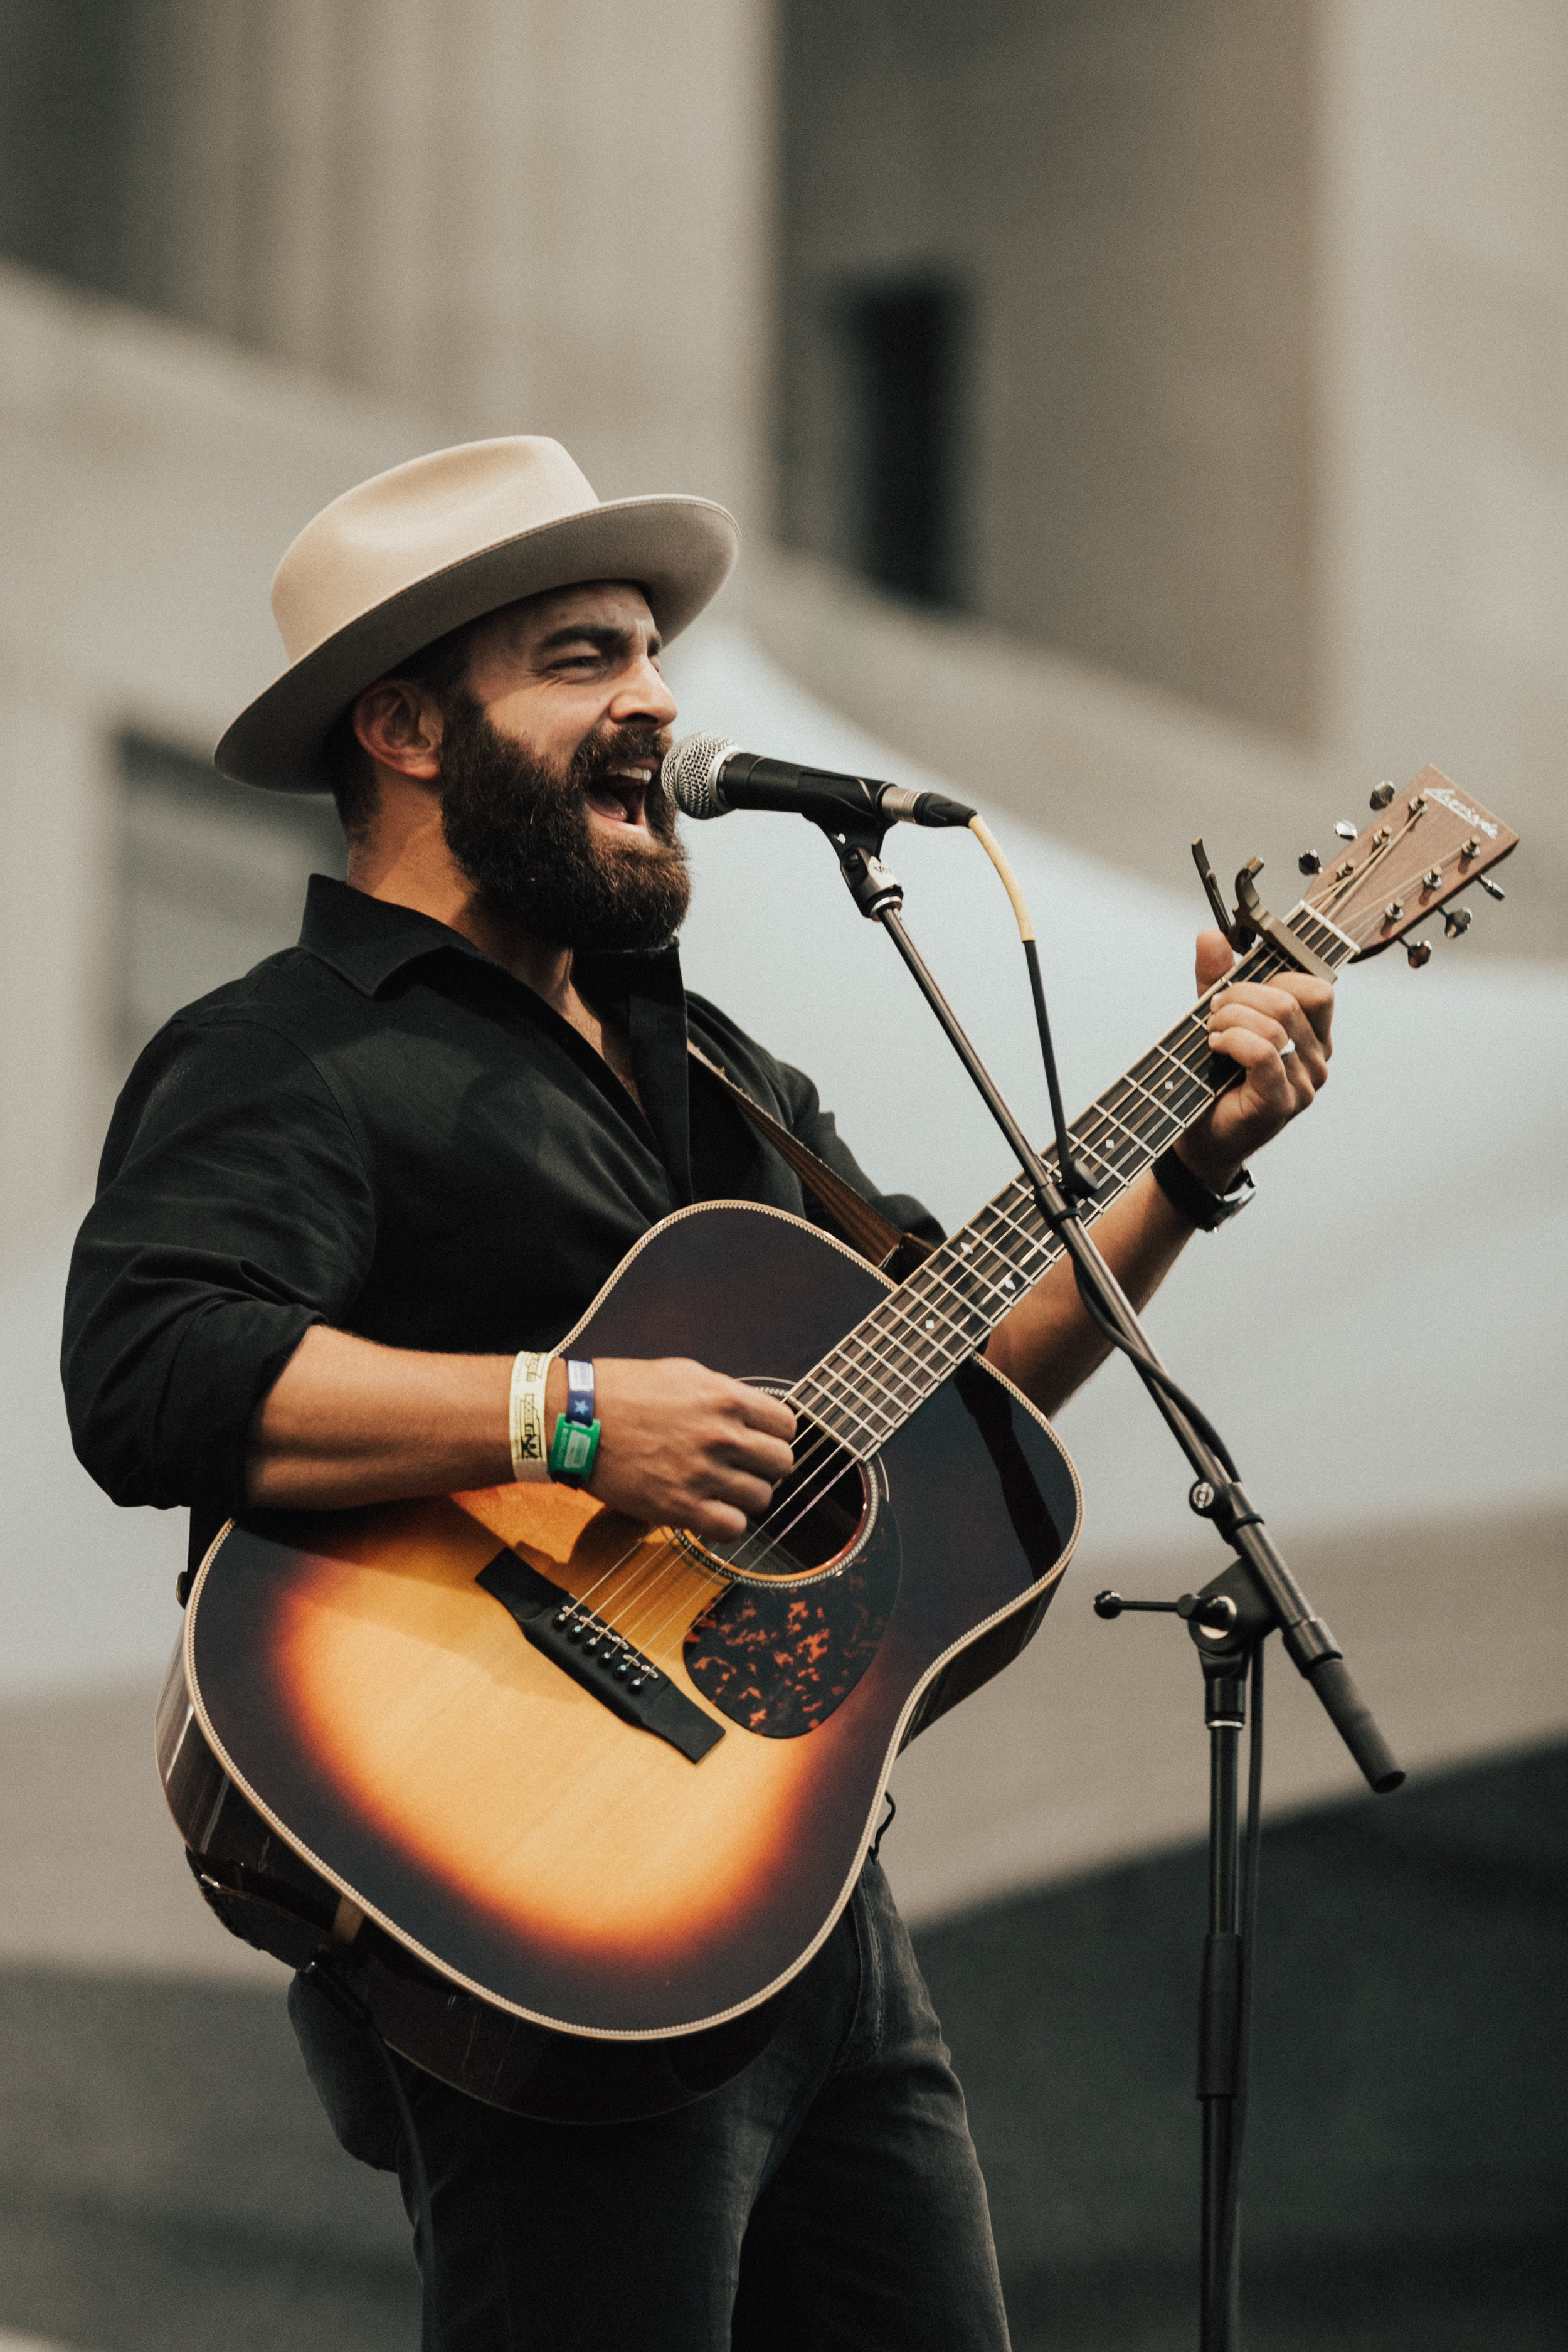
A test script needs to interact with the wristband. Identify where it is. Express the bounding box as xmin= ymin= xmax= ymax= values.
xmin=509 ymin=1350 xmax=553 ymax=1482
xmin=564 ymin=1359 xmax=596 ymax=1427
xmin=1152 ymin=1146 xmax=1254 ymax=1232
xmin=548 ymin=1412 xmax=601 ymax=1486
